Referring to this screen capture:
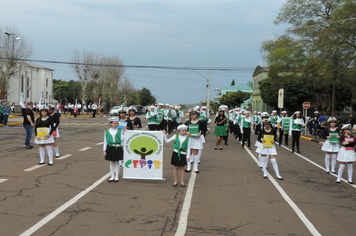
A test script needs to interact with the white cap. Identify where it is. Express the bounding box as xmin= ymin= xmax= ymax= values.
xmin=177 ymin=125 xmax=188 ymax=131
xmin=294 ymin=111 xmax=301 ymax=114
xmin=342 ymin=124 xmax=352 ymax=130
xmin=272 ymin=110 xmax=277 ymax=113
xmin=281 ymin=111 xmax=287 ymax=114
xmin=245 ymin=111 xmax=250 ymax=114
xmin=314 ymin=111 xmax=319 ymax=113
xmin=327 ymin=117 xmax=336 ymax=123
xmin=165 ymin=103 xmax=170 ymax=106
xmin=108 ymin=117 xmax=119 ymax=122
xmin=158 ymin=103 xmax=164 ymax=106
